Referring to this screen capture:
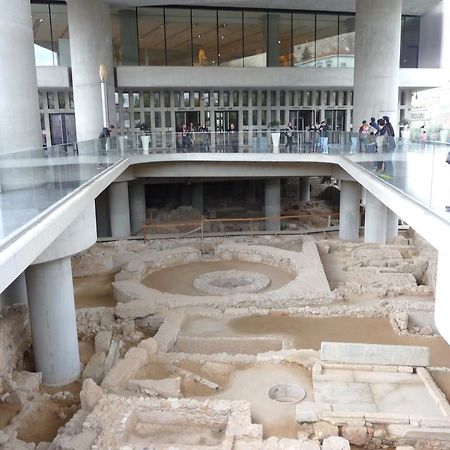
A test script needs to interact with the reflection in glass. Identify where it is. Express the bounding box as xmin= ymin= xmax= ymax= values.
xmin=293 ymin=13 xmax=315 ymax=67
xmin=155 ymin=112 xmax=161 ymax=127
xmin=123 ymin=111 xmax=131 ymax=128
xmin=218 ymin=10 xmax=243 ymax=66
xmin=166 ymin=8 xmax=192 ymax=66
xmin=183 ymin=92 xmax=190 ymax=107
xmin=144 ymin=112 xmax=151 ymax=128
xmin=400 ymin=16 xmax=420 ymax=68
xmin=122 ymin=93 xmax=129 ymax=108
xmin=193 ymin=92 xmax=200 ymax=107
xmin=154 ymin=92 xmax=161 ymax=108
xmin=58 ymin=92 xmax=65 ymax=109
xmin=338 ymin=15 xmax=355 ymax=68
xmin=50 ymin=4 xmax=70 ymax=66
xmin=315 ymin=14 xmax=339 ymax=68
xmin=138 ymin=8 xmax=165 ymax=65
xmin=192 ymin=9 xmax=218 ymax=66
xmin=47 ymin=92 xmax=56 ymax=109
xmin=143 ymin=92 xmax=150 ymax=107
xmin=32 ymin=4 xmax=55 ymax=66
xmin=134 ymin=112 xmax=141 ymax=128
xmin=267 ymin=12 xmax=292 ymax=67
xmin=244 ymin=11 xmax=267 ymax=67
xmin=111 ymin=8 xmax=138 ymax=65
xmin=233 ymin=91 xmax=239 ymax=106
xmin=164 ymin=91 xmax=171 ymax=107
xmin=133 ymin=92 xmax=140 ymax=108
xmin=203 ymin=92 xmax=210 ymax=107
